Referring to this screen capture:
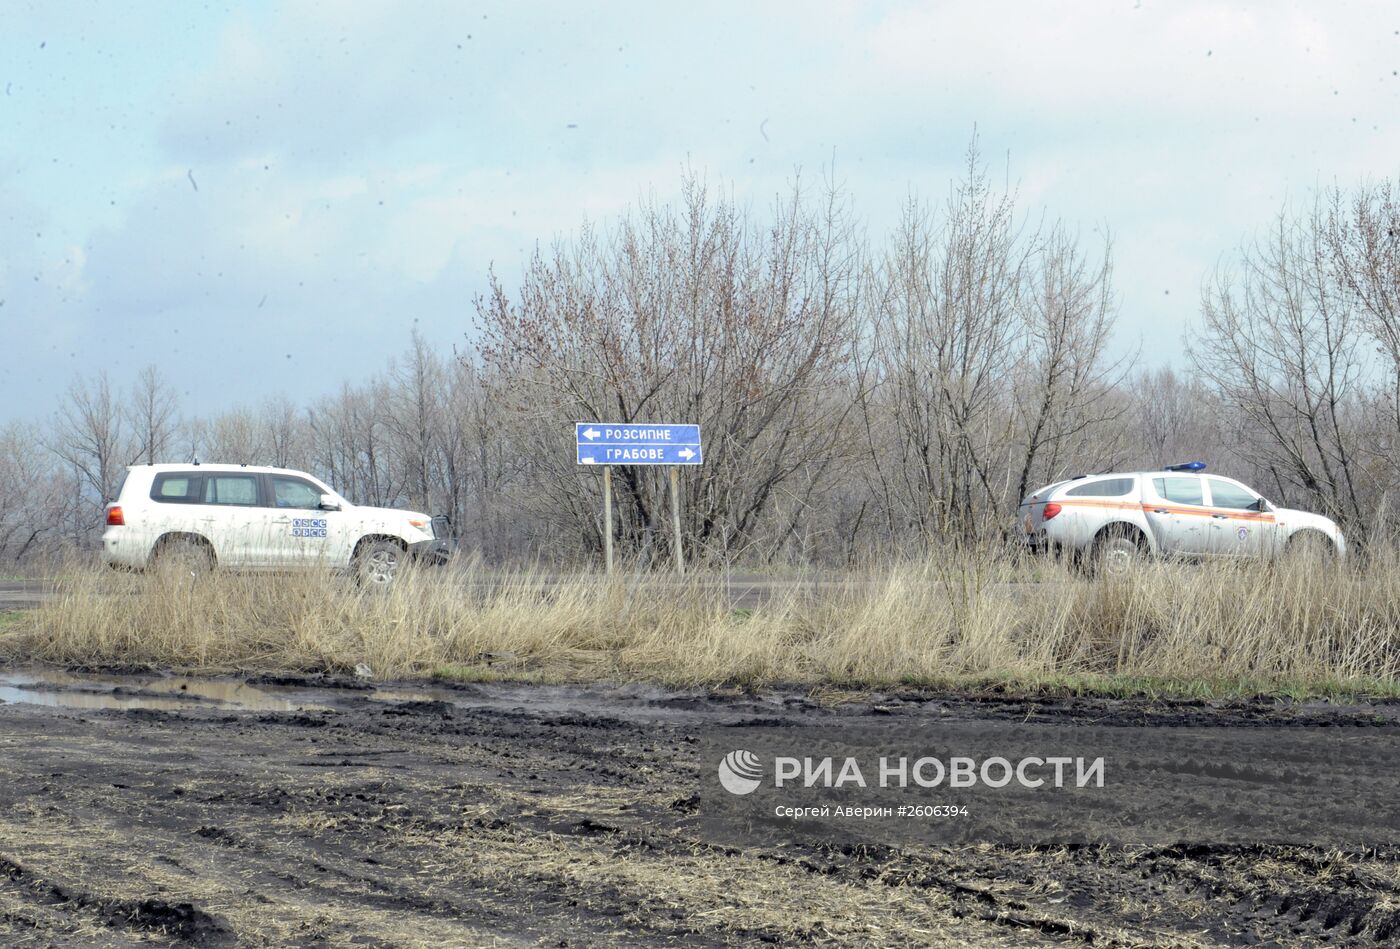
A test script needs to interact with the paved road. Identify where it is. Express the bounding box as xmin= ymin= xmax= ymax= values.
xmin=0 ymin=575 xmax=863 ymax=612
xmin=0 ymin=575 xmax=1038 ymax=612
xmin=0 ymin=581 xmax=48 ymax=610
